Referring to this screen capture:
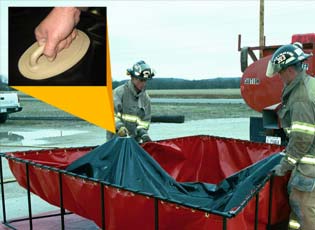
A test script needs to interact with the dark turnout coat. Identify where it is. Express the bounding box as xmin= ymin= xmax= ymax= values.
xmin=278 ymin=71 xmax=315 ymax=181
